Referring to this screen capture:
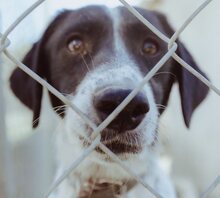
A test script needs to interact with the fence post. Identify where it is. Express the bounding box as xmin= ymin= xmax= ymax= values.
xmin=0 ymin=14 xmax=16 ymax=198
